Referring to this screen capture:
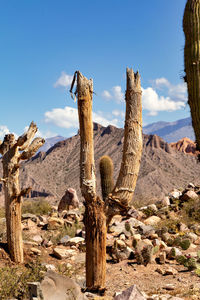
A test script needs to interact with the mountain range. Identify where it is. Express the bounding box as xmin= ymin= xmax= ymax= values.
xmin=143 ymin=117 xmax=194 ymax=143
xmin=0 ymin=122 xmax=199 ymax=207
